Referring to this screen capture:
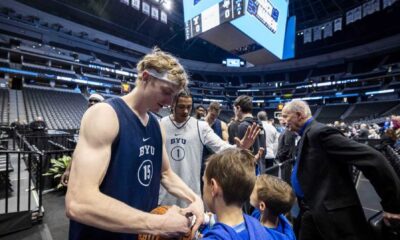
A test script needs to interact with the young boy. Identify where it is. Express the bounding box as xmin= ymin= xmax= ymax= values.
xmin=201 ymin=149 xmax=273 ymax=240
xmin=250 ymin=174 xmax=296 ymax=240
